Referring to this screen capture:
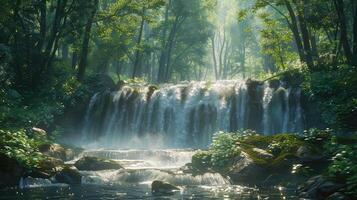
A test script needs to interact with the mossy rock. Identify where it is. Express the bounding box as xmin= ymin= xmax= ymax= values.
xmin=298 ymin=175 xmax=344 ymax=200
xmin=55 ymin=166 xmax=82 ymax=184
xmin=116 ymin=80 xmax=126 ymax=89
xmin=227 ymin=152 xmax=266 ymax=184
xmin=147 ymin=85 xmax=159 ymax=100
xmin=151 ymin=180 xmax=180 ymax=194
xmin=268 ymin=79 xmax=280 ymax=89
xmin=191 ymin=151 xmax=212 ymax=172
xmin=39 ymin=143 xmax=66 ymax=161
xmin=74 ymin=156 xmax=122 ymax=171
